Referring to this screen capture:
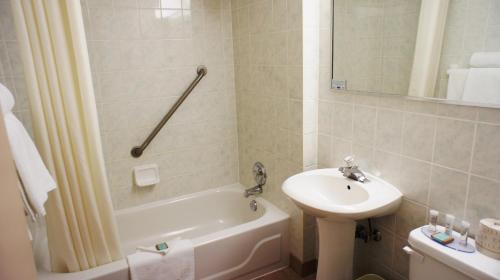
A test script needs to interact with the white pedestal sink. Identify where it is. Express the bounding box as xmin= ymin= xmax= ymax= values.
xmin=282 ymin=169 xmax=402 ymax=280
